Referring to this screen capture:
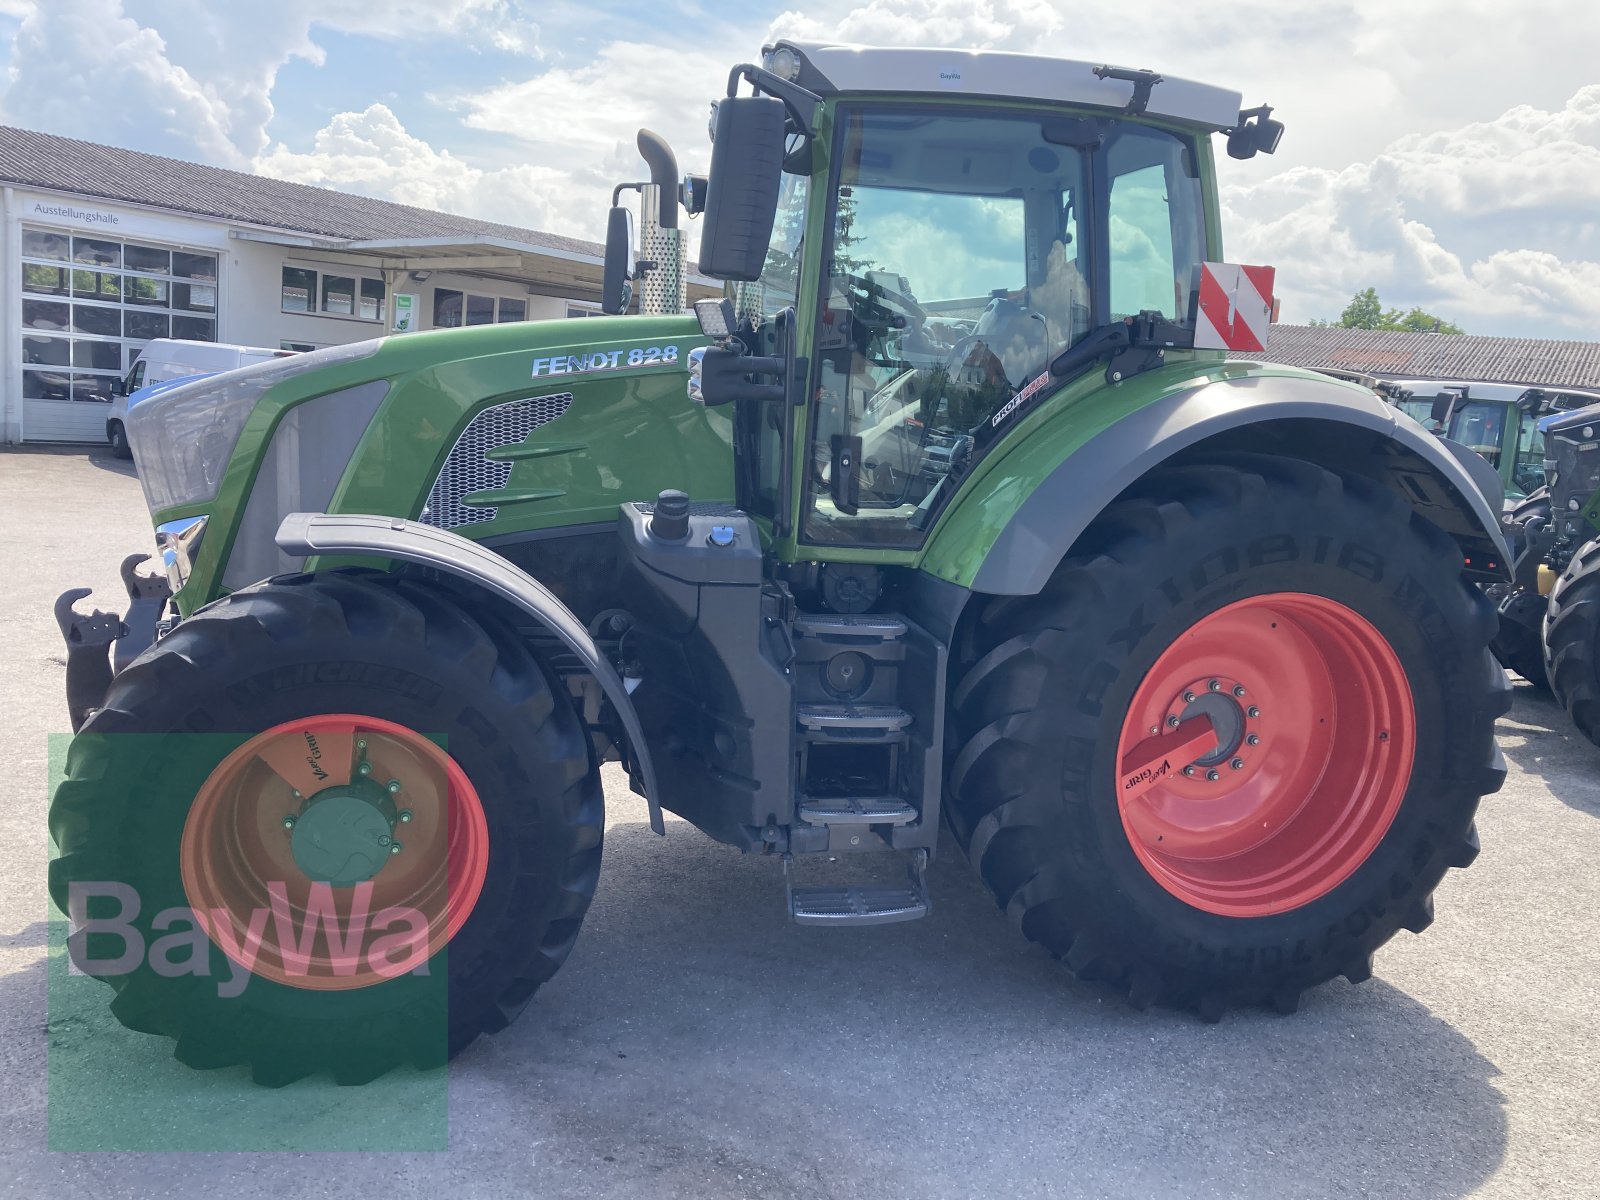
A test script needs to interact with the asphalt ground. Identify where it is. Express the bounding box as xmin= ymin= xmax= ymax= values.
xmin=1 ymin=444 xmax=1596 ymax=1197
